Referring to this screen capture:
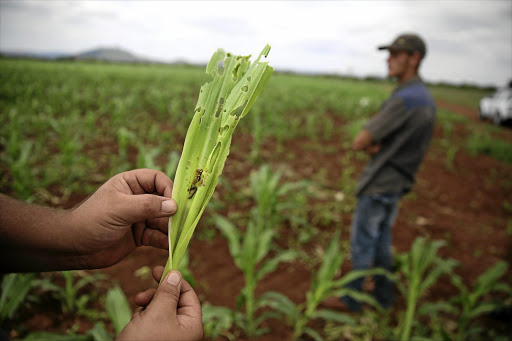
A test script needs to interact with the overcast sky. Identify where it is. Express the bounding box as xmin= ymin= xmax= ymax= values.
xmin=1 ymin=0 xmax=511 ymax=87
